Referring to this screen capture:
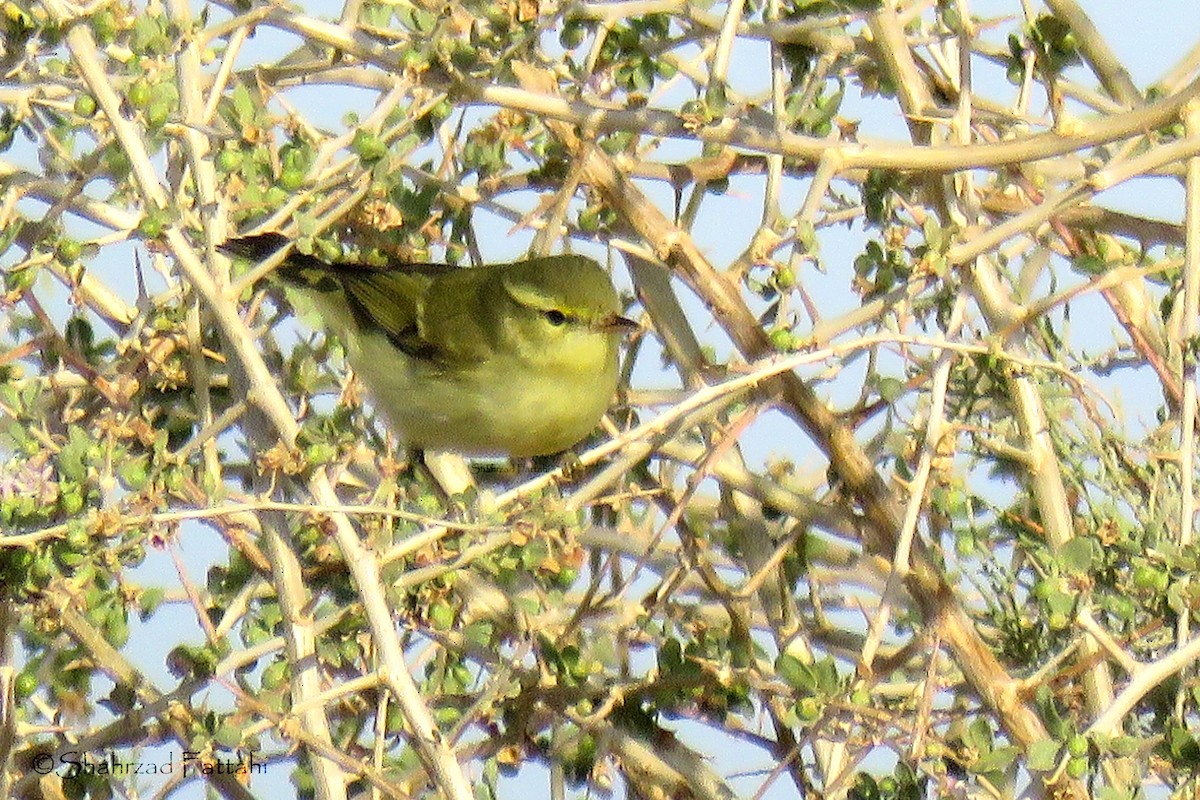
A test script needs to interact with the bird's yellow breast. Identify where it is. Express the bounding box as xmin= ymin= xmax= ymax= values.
xmin=351 ymin=329 xmax=620 ymax=456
